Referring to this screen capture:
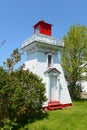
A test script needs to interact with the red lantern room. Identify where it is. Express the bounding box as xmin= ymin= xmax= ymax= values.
xmin=33 ymin=20 xmax=52 ymax=36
